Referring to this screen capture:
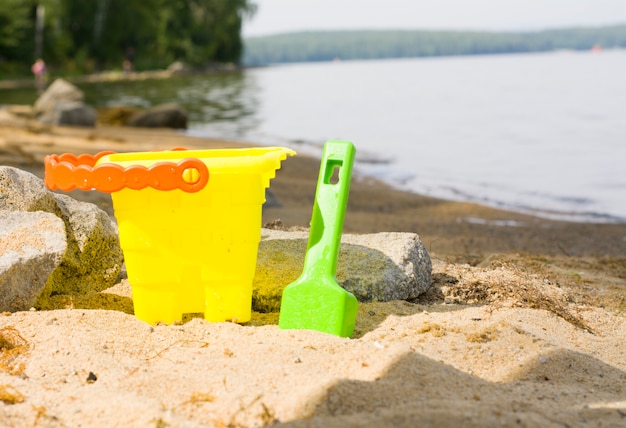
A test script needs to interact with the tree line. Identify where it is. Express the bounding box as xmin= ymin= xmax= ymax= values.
xmin=0 ymin=0 xmax=256 ymax=77
xmin=243 ymin=25 xmax=626 ymax=66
